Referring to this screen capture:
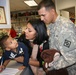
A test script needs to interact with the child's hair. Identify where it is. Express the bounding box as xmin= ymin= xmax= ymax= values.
xmin=0 ymin=34 xmax=9 ymax=50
